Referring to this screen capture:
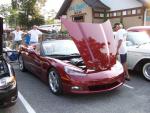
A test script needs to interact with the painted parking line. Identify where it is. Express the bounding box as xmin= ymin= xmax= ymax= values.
xmin=18 ymin=91 xmax=36 ymax=113
xmin=123 ymin=83 xmax=134 ymax=89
